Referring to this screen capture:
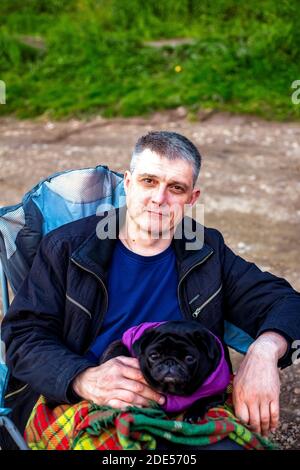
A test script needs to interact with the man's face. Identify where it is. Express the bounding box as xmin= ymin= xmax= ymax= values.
xmin=124 ymin=149 xmax=200 ymax=237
